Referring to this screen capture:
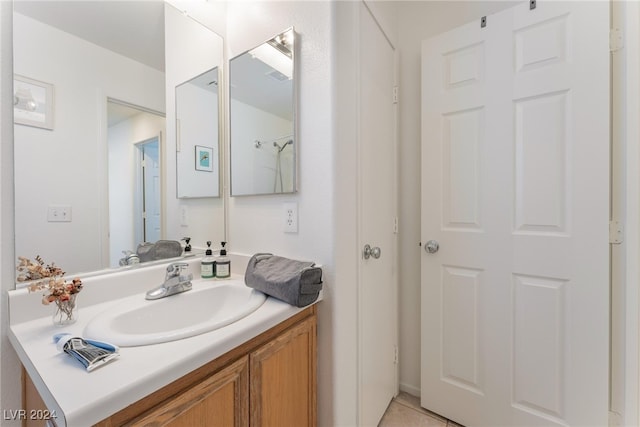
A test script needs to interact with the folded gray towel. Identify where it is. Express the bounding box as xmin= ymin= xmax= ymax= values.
xmin=244 ymin=253 xmax=323 ymax=307
xmin=137 ymin=240 xmax=183 ymax=263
